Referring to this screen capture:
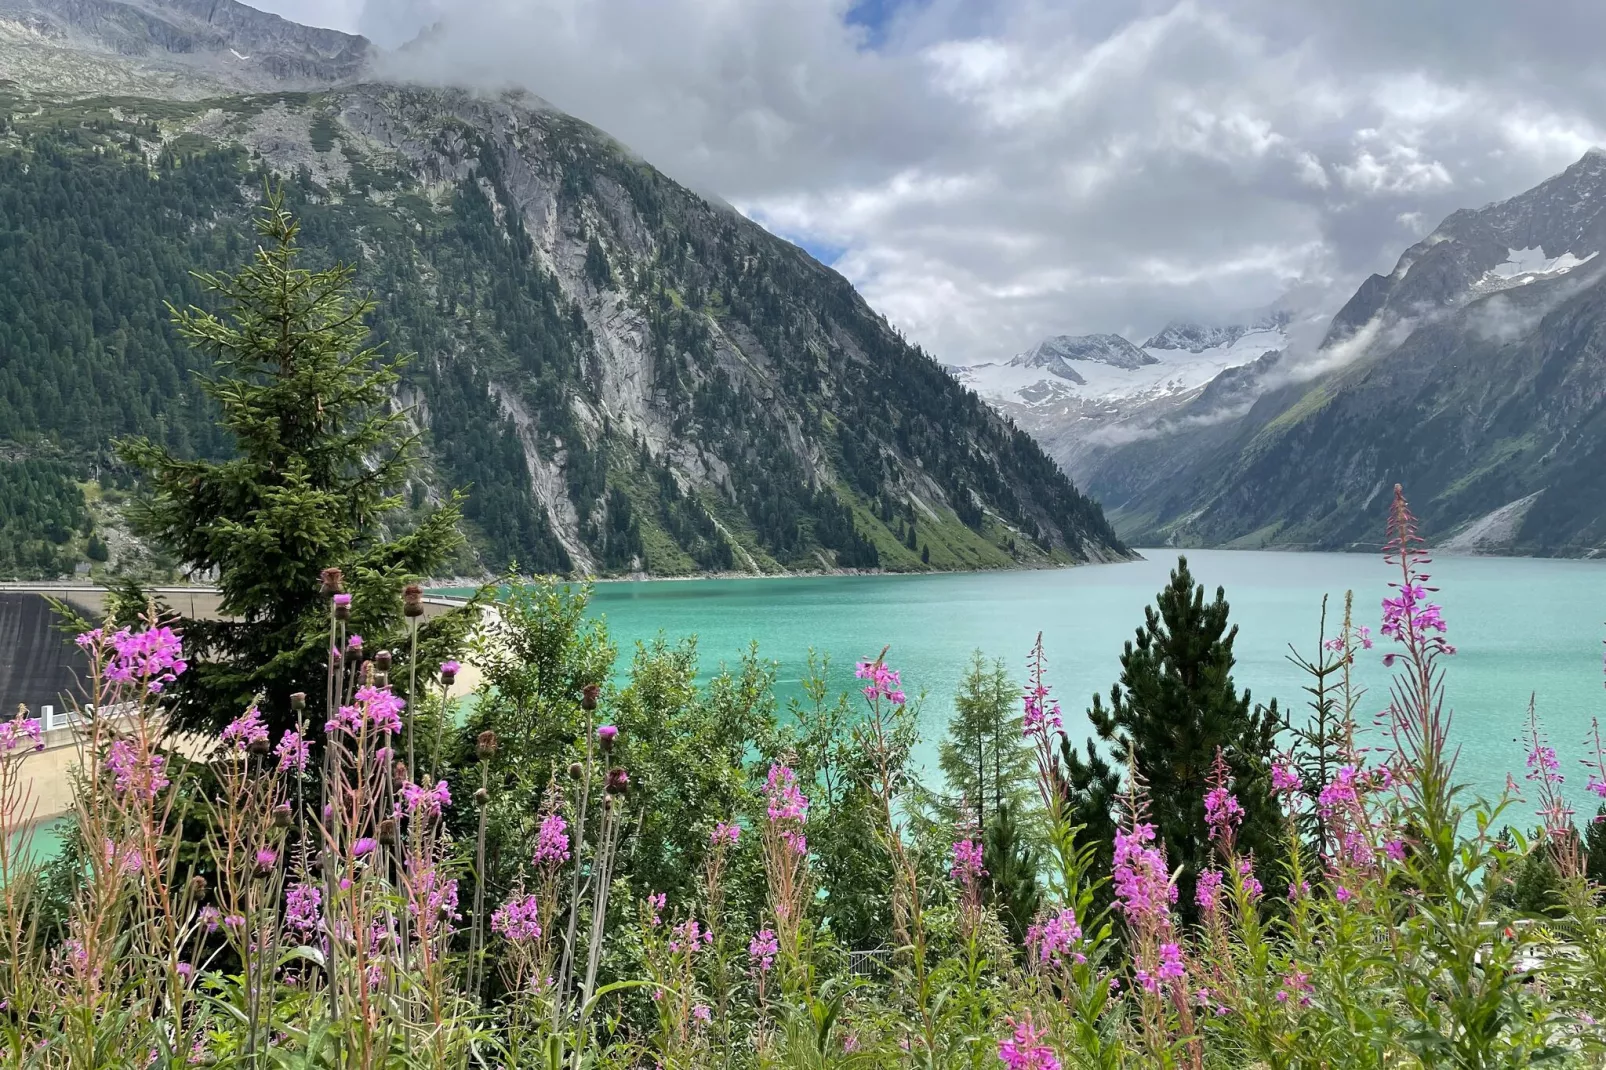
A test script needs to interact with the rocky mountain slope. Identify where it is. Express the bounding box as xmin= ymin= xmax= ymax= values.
xmin=0 ymin=0 xmax=1131 ymax=579
xmin=1071 ymin=149 xmax=1606 ymax=555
